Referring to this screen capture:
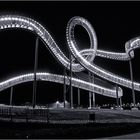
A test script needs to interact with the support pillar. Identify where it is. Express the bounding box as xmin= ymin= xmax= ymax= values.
xmin=116 ymin=84 xmax=119 ymax=108
xmin=129 ymin=59 xmax=136 ymax=107
xmin=92 ymin=92 xmax=95 ymax=108
xmin=32 ymin=37 xmax=39 ymax=108
xmin=10 ymin=86 xmax=13 ymax=106
xmin=70 ymin=54 xmax=73 ymax=109
xmin=88 ymin=72 xmax=92 ymax=109
xmin=78 ymin=88 xmax=80 ymax=107
xmin=120 ymin=97 xmax=122 ymax=107
xmin=63 ymin=68 xmax=66 ymax=108
xmin=89 ymin=92 xmax=92 ymax=109
xmin=92 ymin=74 xmax=95 ymax=107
